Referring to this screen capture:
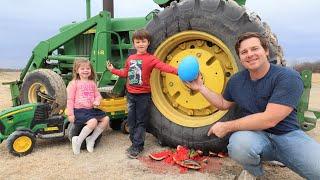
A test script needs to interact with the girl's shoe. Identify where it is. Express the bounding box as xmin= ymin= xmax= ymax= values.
xmin=85 ymin=137 xmax=95 ymax=153
xmin=72 ymin=136 xmax=81 ymax=155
